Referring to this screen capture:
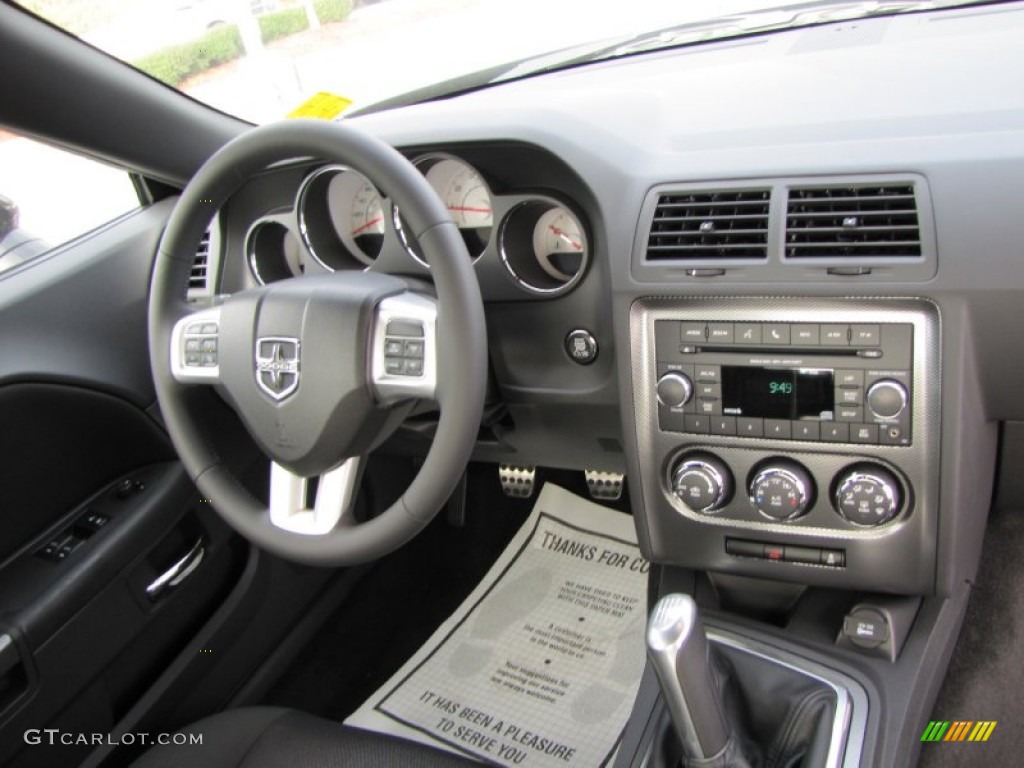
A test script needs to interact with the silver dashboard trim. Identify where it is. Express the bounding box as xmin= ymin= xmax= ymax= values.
xmin=629 ymin=297 xmax=940 ymax=546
